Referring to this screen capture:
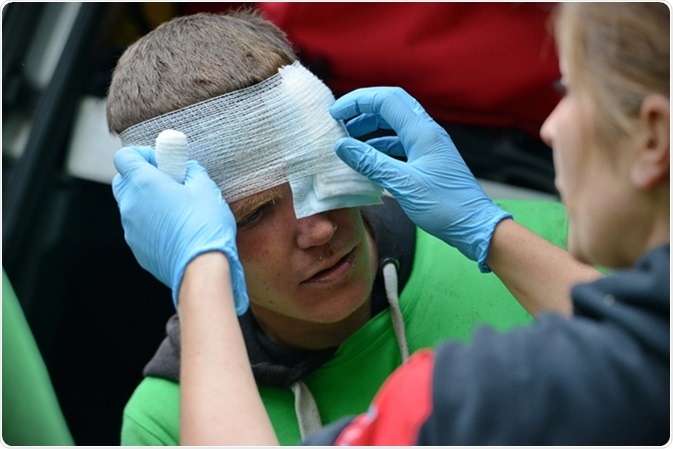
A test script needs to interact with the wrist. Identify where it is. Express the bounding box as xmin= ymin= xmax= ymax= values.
xmin=483 ymin=216 xmax=516 ymax=272
xmin=185 ymin=251 xmax=231 ymax=277
xmin=177 ymin=251 xmax=231 ymax=308
xmin=475 ymin=208 xmax=513 ymax=273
